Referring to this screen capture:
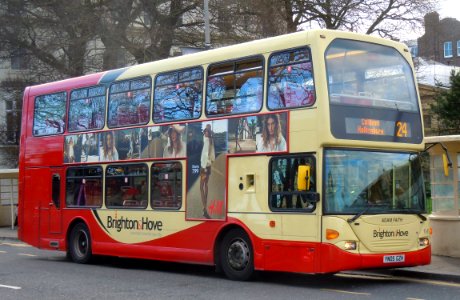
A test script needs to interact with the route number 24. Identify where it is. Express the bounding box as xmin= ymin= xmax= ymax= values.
xmin=396 ymin=121 xmax=408 ymax=137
